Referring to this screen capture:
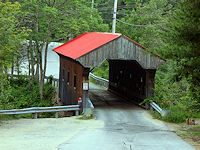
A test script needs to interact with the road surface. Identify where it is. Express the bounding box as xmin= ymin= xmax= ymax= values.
xmin=0 ymin=83 xmax=195 ymax=150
